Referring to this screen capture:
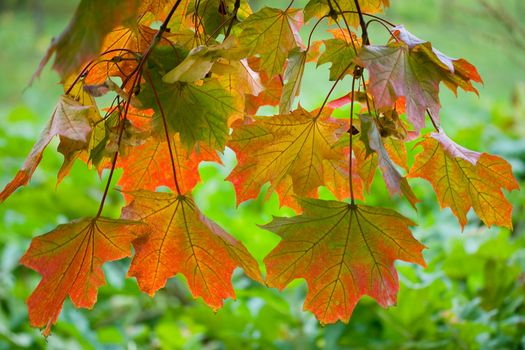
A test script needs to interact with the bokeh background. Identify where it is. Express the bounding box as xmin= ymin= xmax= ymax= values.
xmin=0 ymin=0 xmax=524 ymax=349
